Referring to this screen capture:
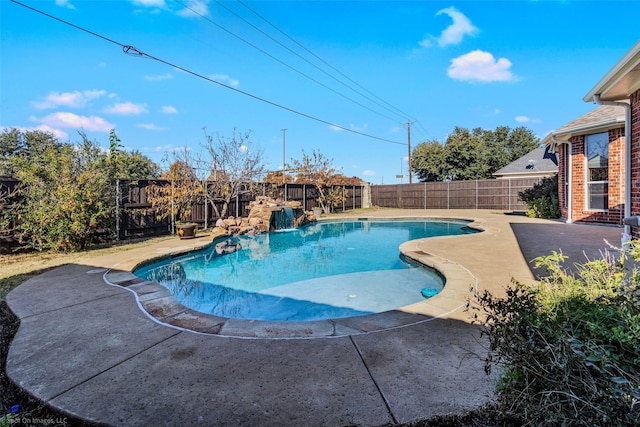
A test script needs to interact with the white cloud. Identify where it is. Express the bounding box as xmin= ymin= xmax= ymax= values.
xmin=161 ymin=105 xmax=178 ymax=114
xmin=210 ymin=74 xmax=239 ymax=87
xmin=104 ymin=102 xmax=148 ymax=115
xmin=131 ymin=0 xmax=166 ymax=7
xmin=137 ymin=123 xmax=166 ymax=131
xmin=329 ymin=123 xmax=368 ymax=132
xmin=55 ymin=0 xmax=75 ymax=10
xmin=145 ymin=73 xmax=173 ymax=81
xmin=515 ymin=115 xmax=541 ymax=123
xmin=15 ymin=125 xmax=68 ymax=140
xmin=420 ymin=6 xmax=478 ymax=48
xmin=33 ymin=112 xmax=114 ymax=132
xmin=154 ymin=144 xmax=176 ymax=152
xmin=239 ymin=145 xmax=249 ymax=153
xmin=176 ymin=0 xmax=210 ymax=18
xmin=362 ymin=170 xmax=376 ymax=176
xmin=32 ymin=90 xmax=106 ymax=109
xmin=447 ymin=50 xmax=517 ymax=83
xmin=350 ymin=123 xmax=368 ymax=132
